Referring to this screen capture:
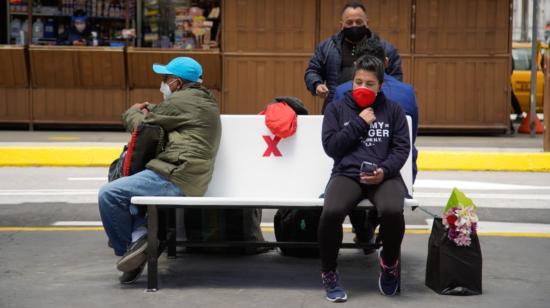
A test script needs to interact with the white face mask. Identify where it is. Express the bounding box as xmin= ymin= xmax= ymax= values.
xmin=160 ymin=82 xmax=172 ymax=100
xmin=75 ymin=23 xmax=86 ymax=33
xmin=160 ymin=79 xmax=181 ymax=100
